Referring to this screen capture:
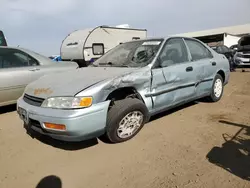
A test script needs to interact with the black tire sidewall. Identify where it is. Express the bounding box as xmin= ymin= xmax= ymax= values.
xmin=106 ymin=98 xmax=148 ymax=143
xmin=210 ymin=74 xmax=224 ymax=102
